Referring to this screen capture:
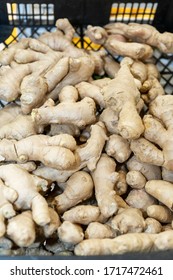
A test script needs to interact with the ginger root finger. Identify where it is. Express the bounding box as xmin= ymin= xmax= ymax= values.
xmin=54 ymin=171 xmax=94 ymax=213
xmin=0 ymin=164 xmax=50 ymax=226
xmin=91 ymin=153 xmax=119 ymax=218
xmin=74 ymin=232 xmax=154 ymax=256
xmin=7 ymin=211 xmax=36 ymax=247
xmin=145 ymin=180 xmax=173 ymax=210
